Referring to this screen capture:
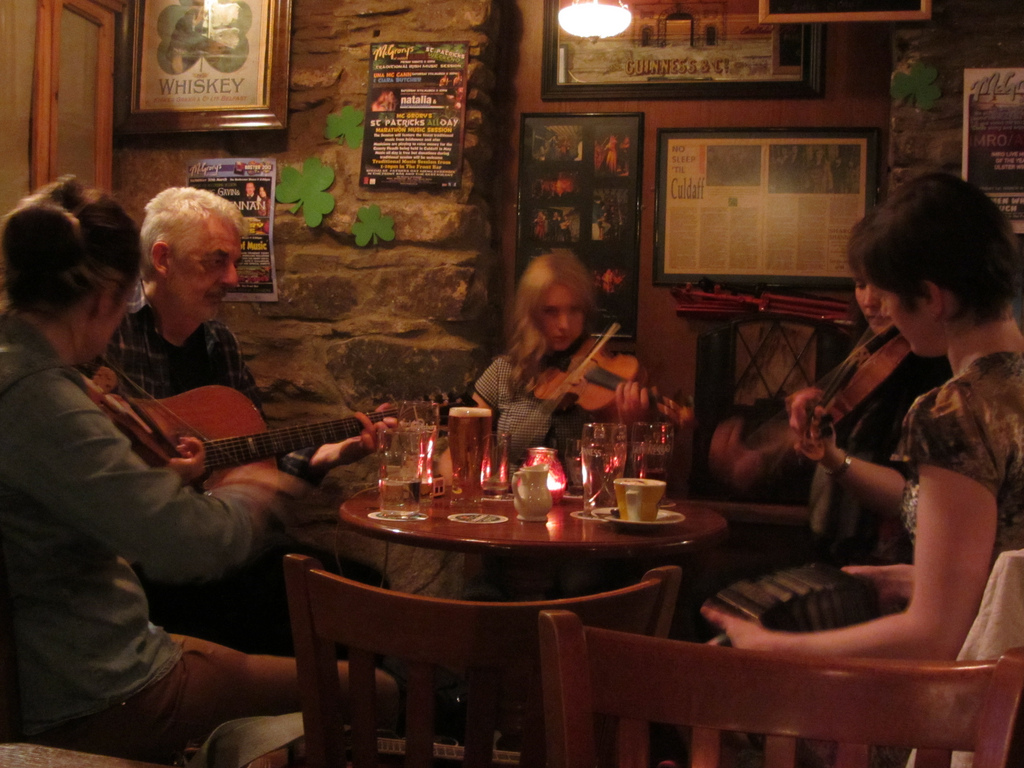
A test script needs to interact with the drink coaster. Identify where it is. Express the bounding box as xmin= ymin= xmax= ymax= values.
xmin=368 ymin=511 xmax=428 ymax=522
xmin=448 ymin=513 xmax=508 ymax=524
